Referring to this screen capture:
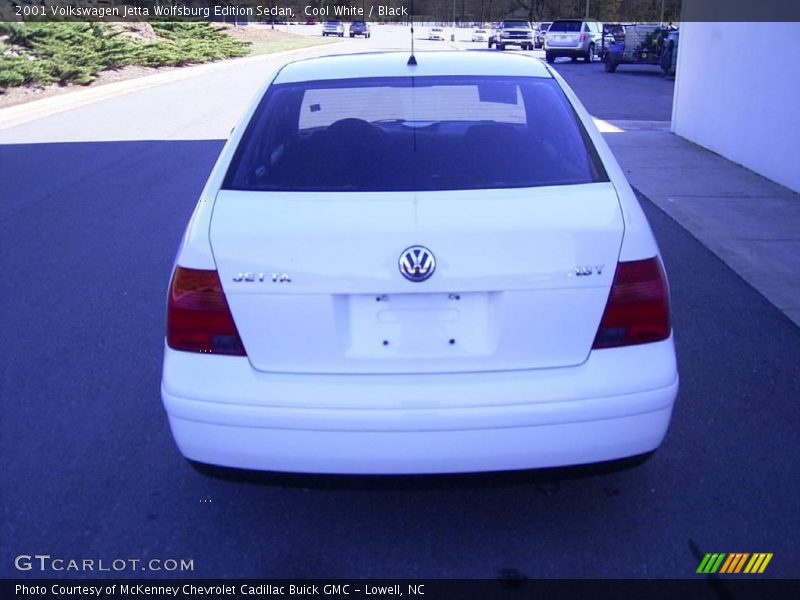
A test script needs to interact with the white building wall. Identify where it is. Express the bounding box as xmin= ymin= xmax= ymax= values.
xmin=672 ymin=22 xmax=800 ymax=192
